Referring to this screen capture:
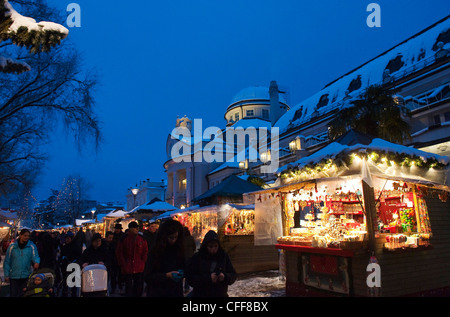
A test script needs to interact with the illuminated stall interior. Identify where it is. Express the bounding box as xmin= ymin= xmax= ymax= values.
xmin=172 ymin=203 xmax=256 ymax=248
xmin=276 ymin=175 xmax=439 ymax=251
xmin=275 ymin=131 xmax=449 ymax=251
xmin=277 ymin=177 xmax=368 ymax=249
